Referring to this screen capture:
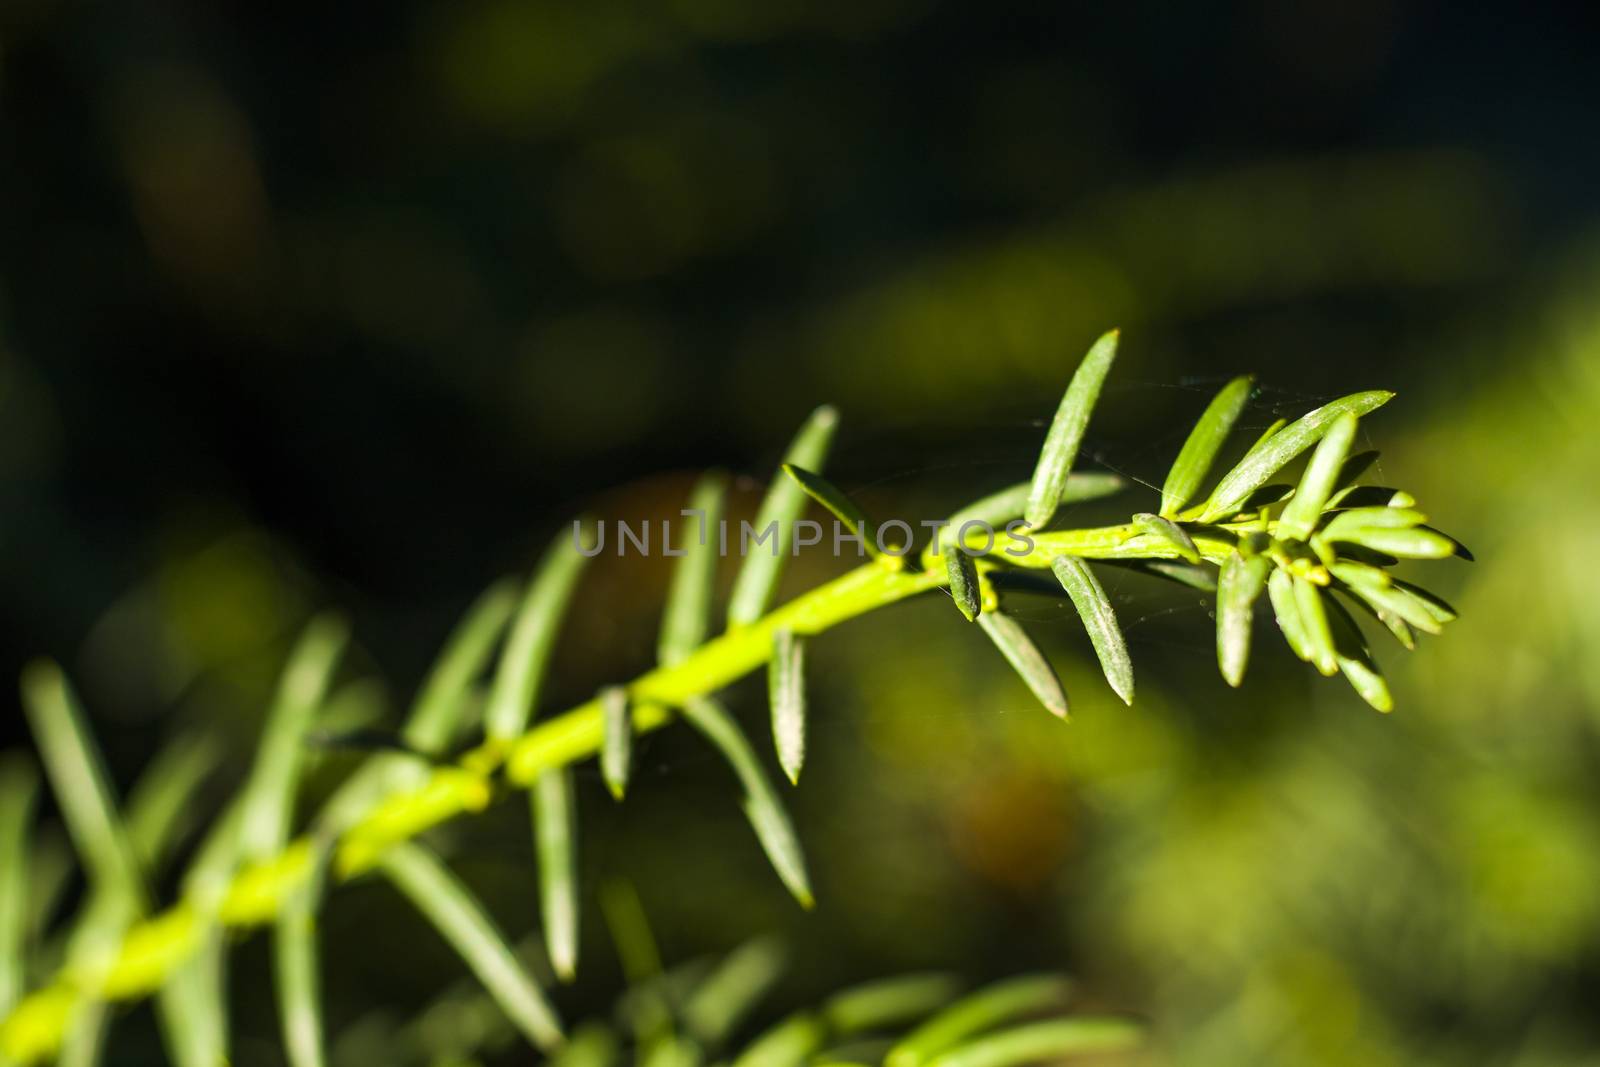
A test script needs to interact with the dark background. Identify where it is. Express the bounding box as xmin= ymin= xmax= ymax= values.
xmin=4 ymin=3 xmax=1600 ymax=1065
